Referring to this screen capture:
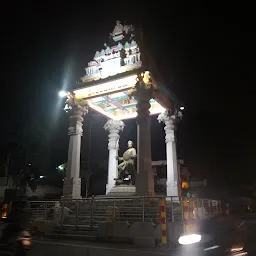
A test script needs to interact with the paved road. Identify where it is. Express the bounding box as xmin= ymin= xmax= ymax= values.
xmin=27 ymin=220 xmax=256 ymax=256
xmin=244 ymin=220 xmax=256 ymax=255
xmin=28 ymin=238 xmax=178 ymax=256
xmin=28 ymin=238 xmax=252 ymax=256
